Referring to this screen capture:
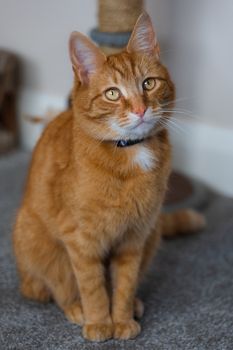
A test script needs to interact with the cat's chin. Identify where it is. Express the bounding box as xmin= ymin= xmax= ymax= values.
xmin=109 ymin=119 xmax=160 ymax=142
xmin=119 ymin=123 xmax=163 ymax=142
